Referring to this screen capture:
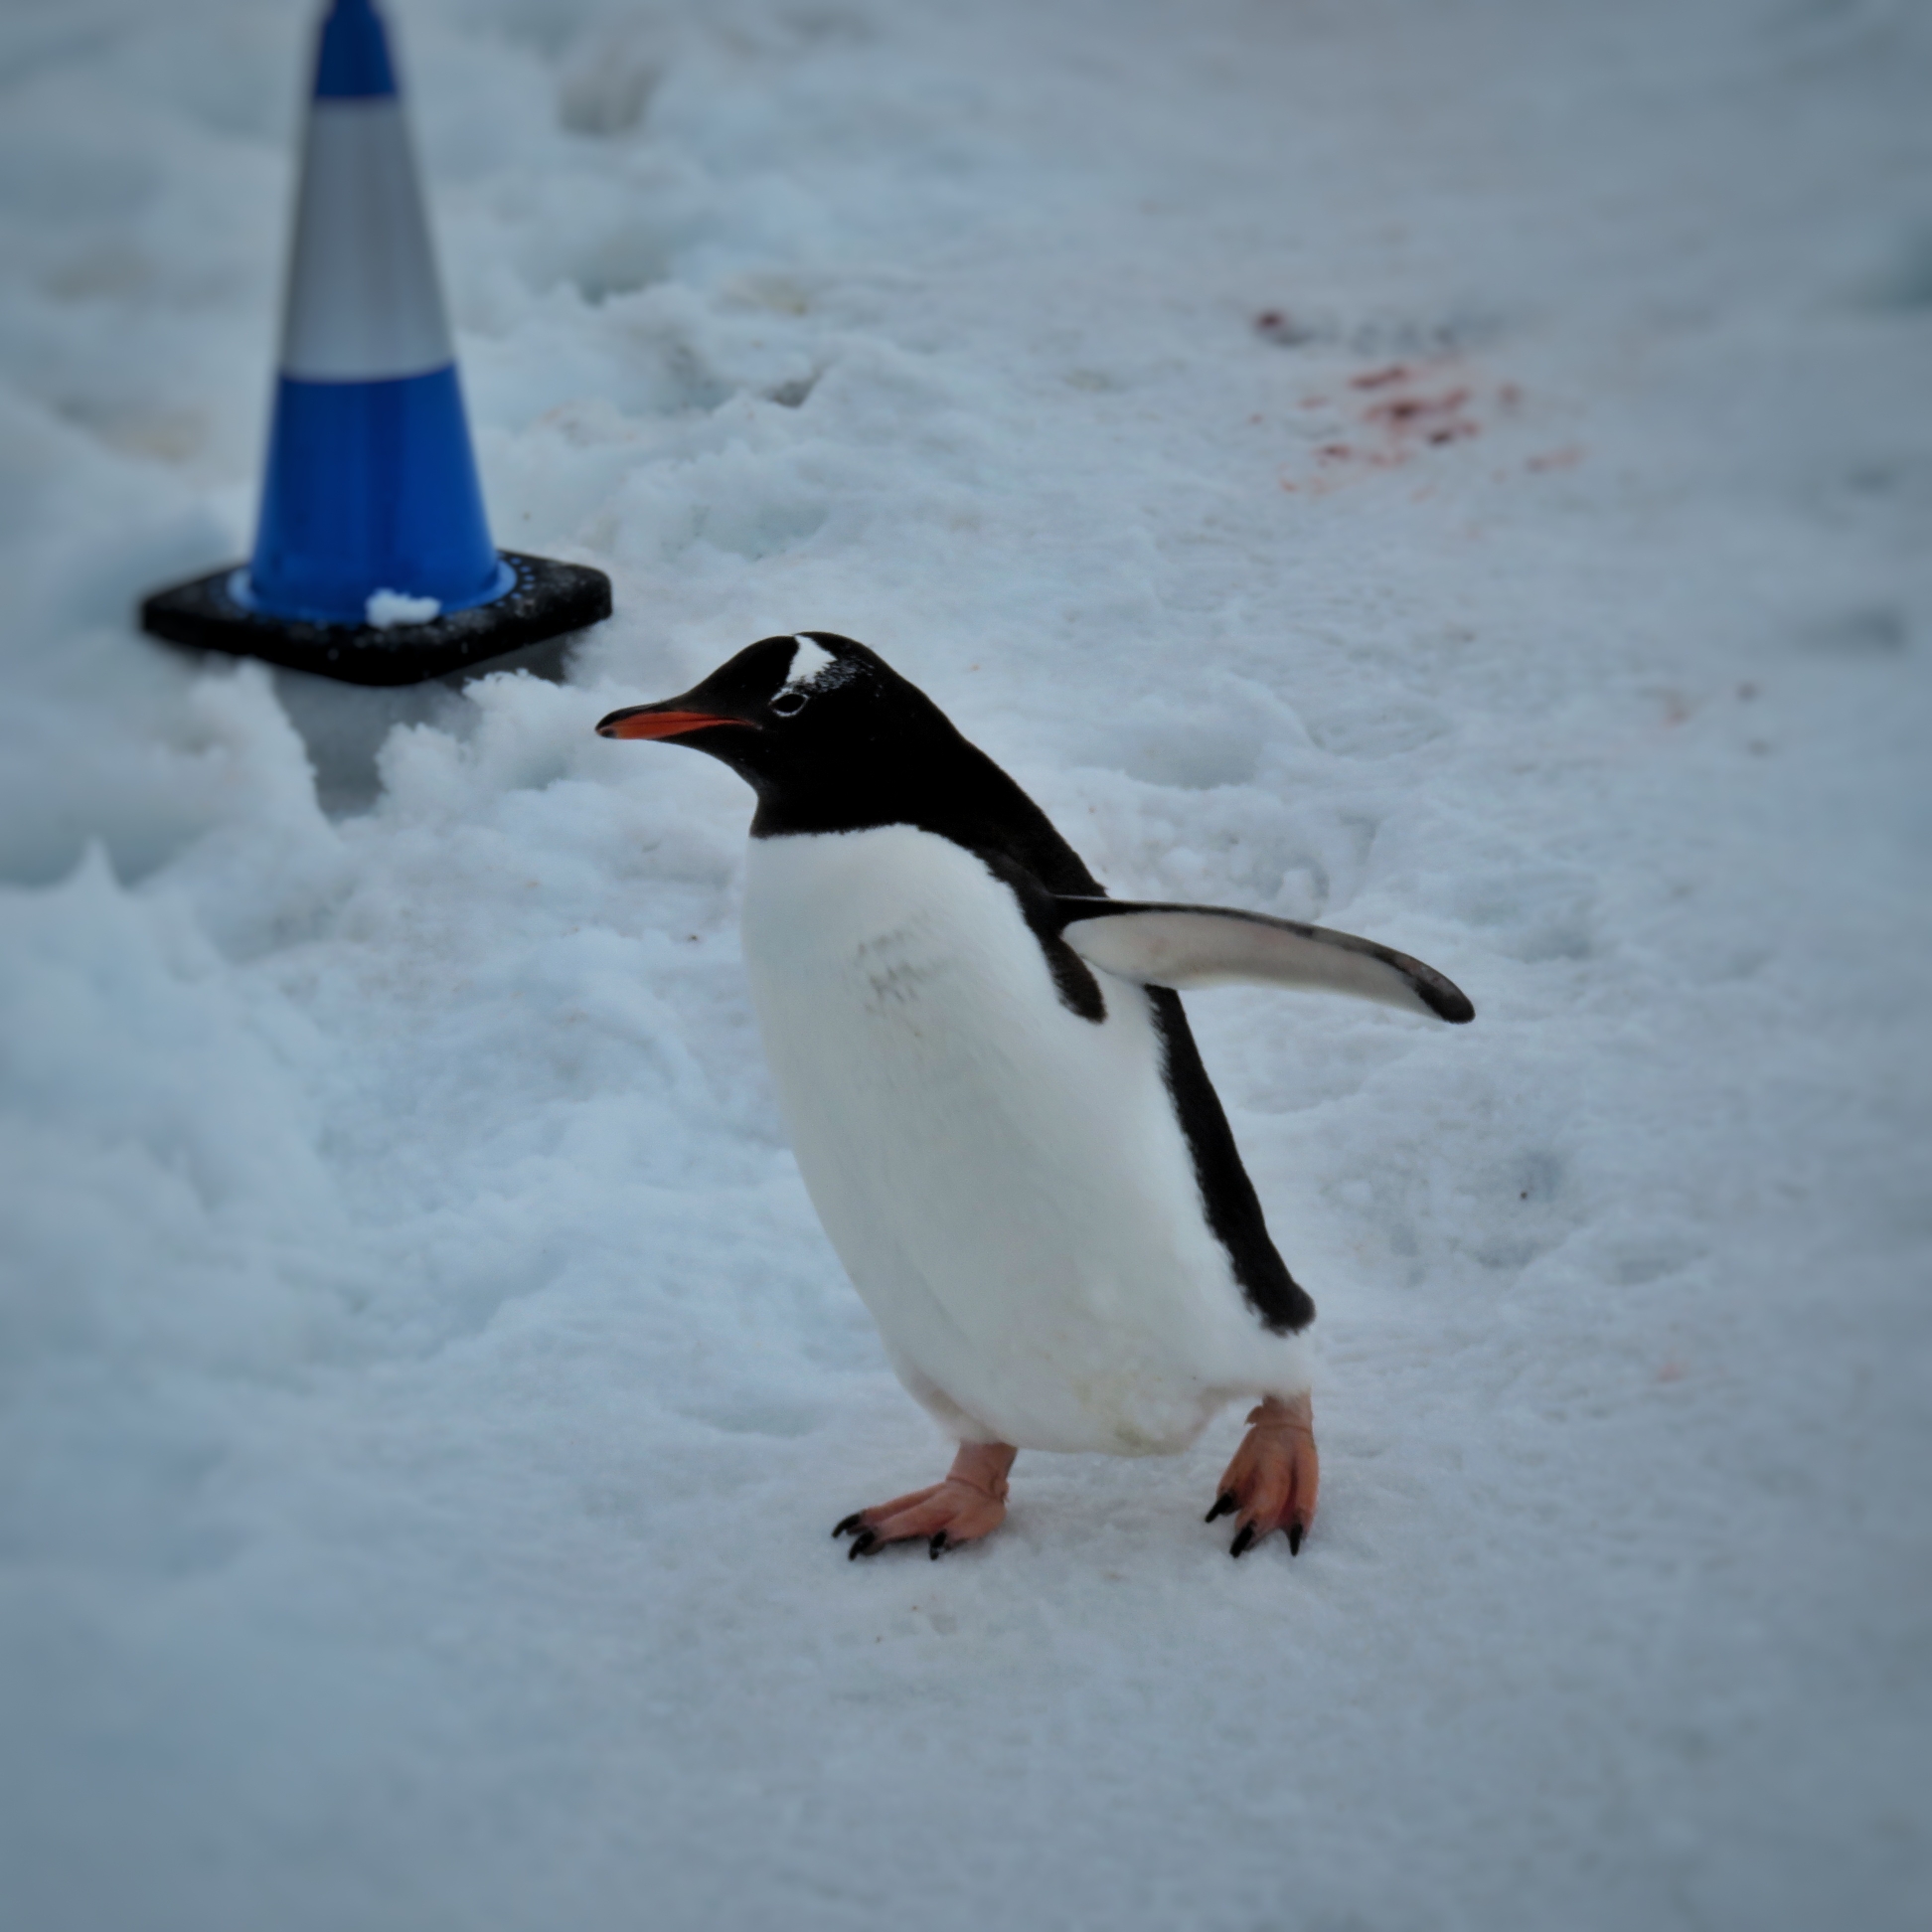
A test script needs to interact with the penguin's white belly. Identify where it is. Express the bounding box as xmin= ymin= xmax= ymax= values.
xmin=741 ymin=825 xmax=1309 ymax=1455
